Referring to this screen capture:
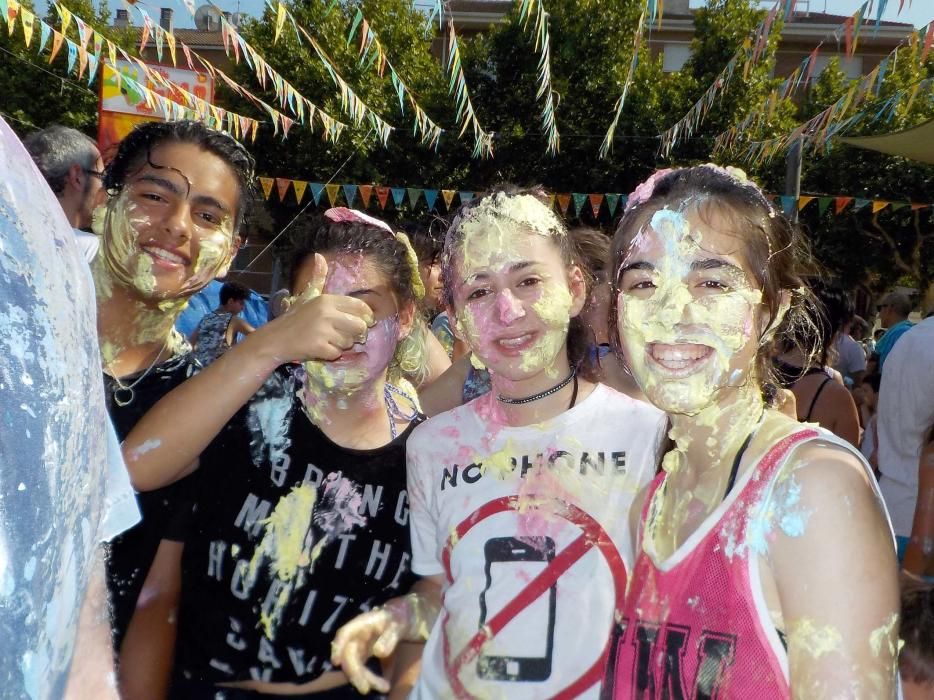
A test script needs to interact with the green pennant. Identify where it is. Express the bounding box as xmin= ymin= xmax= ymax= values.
xmin=818 ymin=197 xmax=832 ymax=217
xmin=890 ymin=202 xmax=909 ymax=212
xmin=853 ymin=198 xmax=872 ymax=212
xmin=605 ymin=193 xmax=621 ymax=216
xmin=407 ymin=188 xmax=422 ymax=208
xmin=571 ymin=193 xmax=587 ymax=215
